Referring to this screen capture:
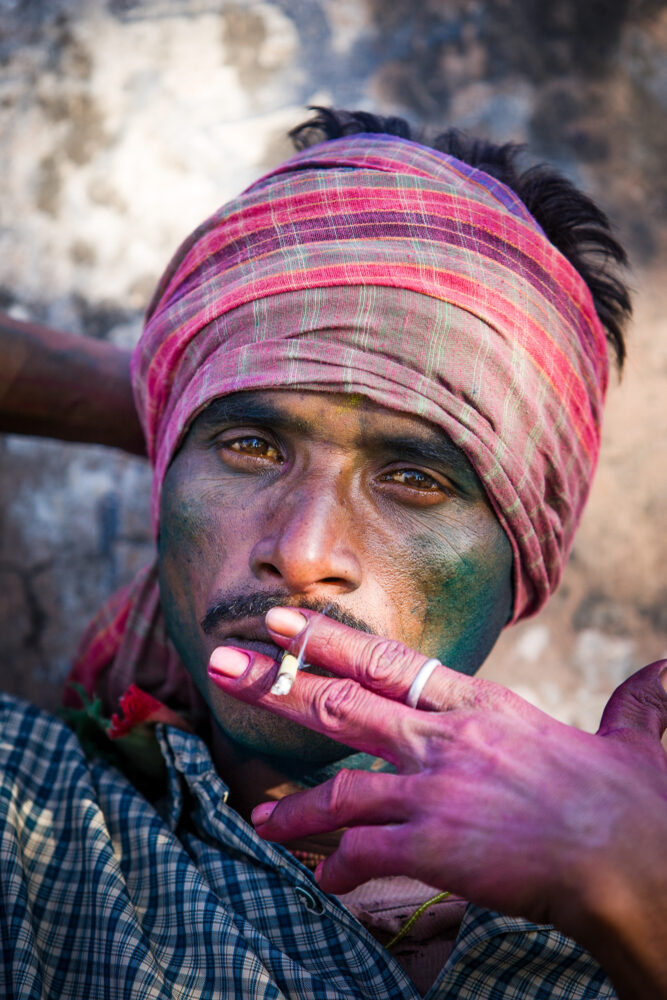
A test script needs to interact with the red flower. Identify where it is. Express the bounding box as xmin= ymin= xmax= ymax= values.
xmin=109 ymin=684 xmax=192 ymax=739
